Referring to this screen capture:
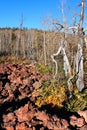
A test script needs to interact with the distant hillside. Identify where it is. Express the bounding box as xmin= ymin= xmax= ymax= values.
xmin=0 ymin=28 xmax=79 ymax=62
